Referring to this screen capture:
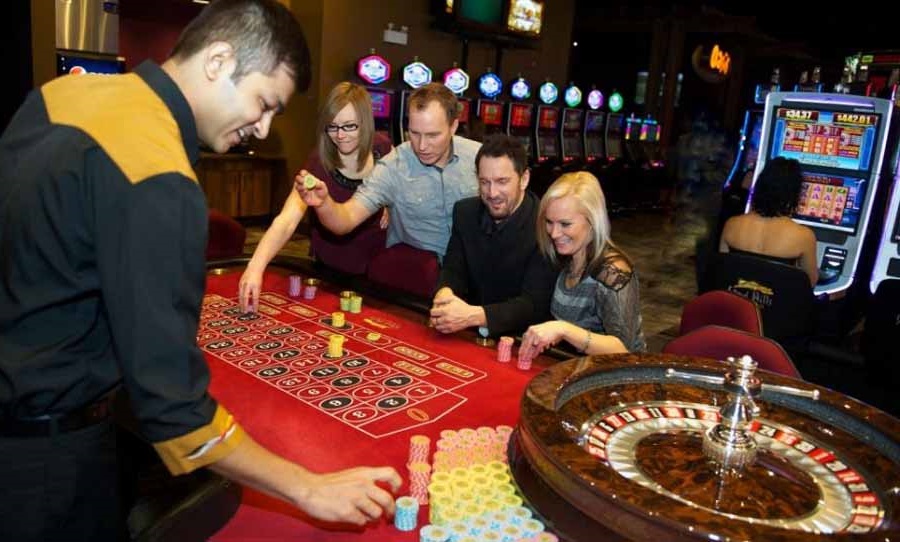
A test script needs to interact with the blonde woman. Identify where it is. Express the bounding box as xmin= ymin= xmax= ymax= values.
xmin=239 ymin=82 xmax=391 ymax=311
xmin=521 ymin=172 xmax=646 ymax=355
